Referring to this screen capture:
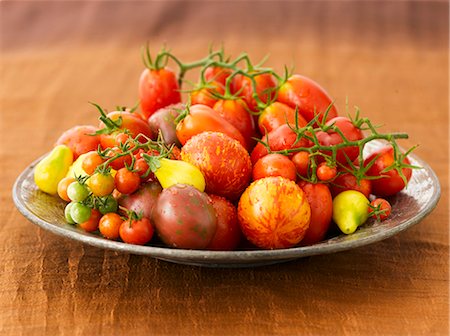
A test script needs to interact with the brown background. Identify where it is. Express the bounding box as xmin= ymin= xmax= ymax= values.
xmin=1 ymin=1 xmax=448 ymax=335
